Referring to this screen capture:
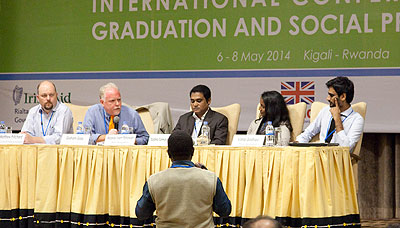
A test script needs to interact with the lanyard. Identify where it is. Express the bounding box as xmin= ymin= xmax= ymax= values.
xmin=324 ymin=110 xmax=353 ymax=142
xmin=170 ymin=164 xmax=193 ymax=168
xmin=41 ymin=111 xmax=54 ymax=137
